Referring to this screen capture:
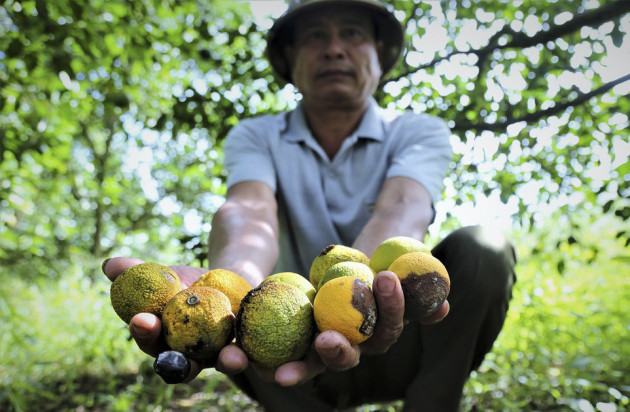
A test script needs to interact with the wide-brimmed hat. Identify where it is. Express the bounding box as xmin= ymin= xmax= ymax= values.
xmin=266 ymin=0 xmax=405 ymax=84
